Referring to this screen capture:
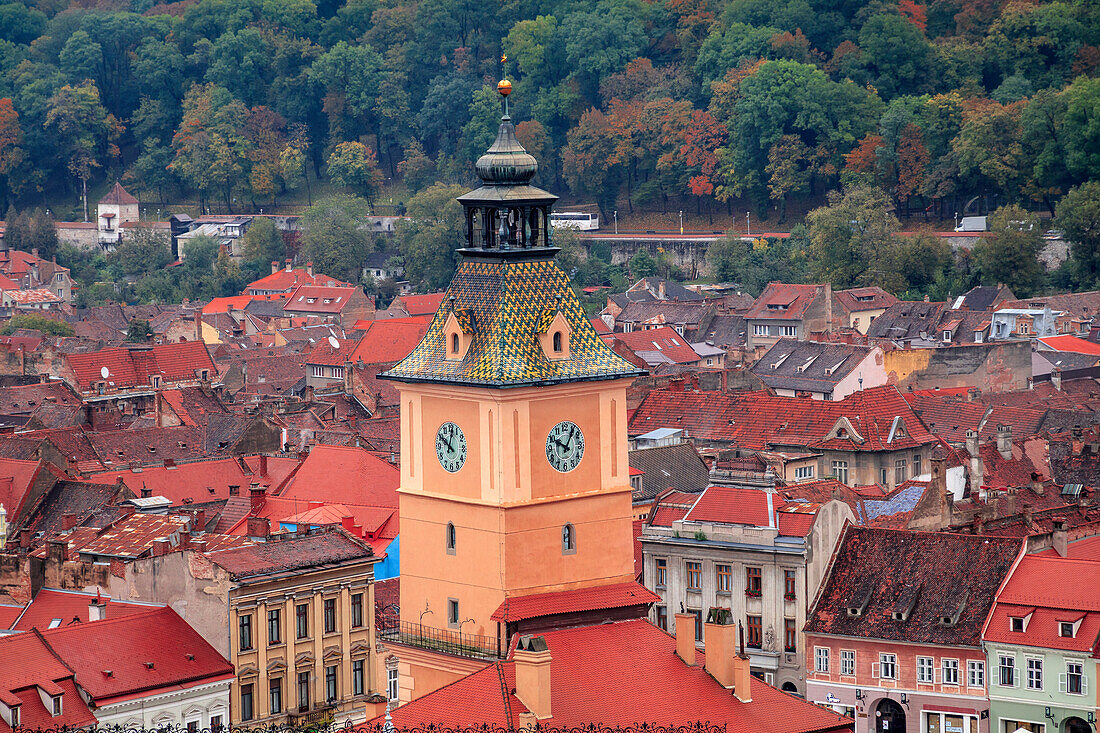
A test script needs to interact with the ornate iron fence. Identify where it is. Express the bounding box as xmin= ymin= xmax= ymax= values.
xmin=16 ymin=724 xmax=729 ymax=733
xmin=377 ymin=613 xmax=502 ymax=660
